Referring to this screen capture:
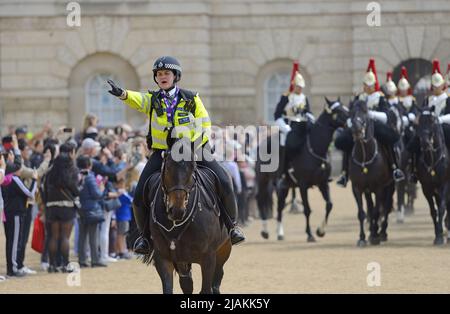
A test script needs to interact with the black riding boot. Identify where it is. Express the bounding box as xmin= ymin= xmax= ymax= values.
xmin=132 ymin=203 xmax=153 ymax=256
xmin=219 ymin=188 xmax=246 ymax=245
xmin=389 ymin=147 xmax=405 ymax=182
xmin=337 ymin=151 xmax=349 ymax=187
xmin=276 ymin=145 xmax=290 ymax=190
